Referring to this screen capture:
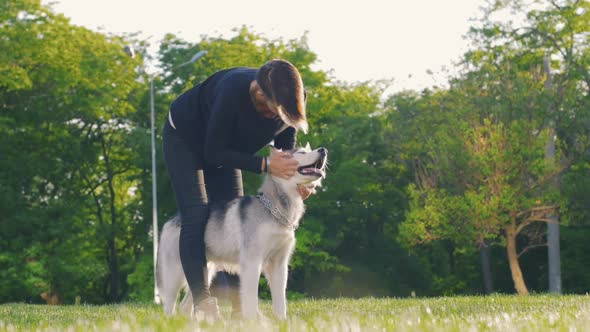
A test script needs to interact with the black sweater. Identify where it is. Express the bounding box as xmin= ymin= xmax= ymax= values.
xmin=169 ymin=67 xmax=296 ymax=173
